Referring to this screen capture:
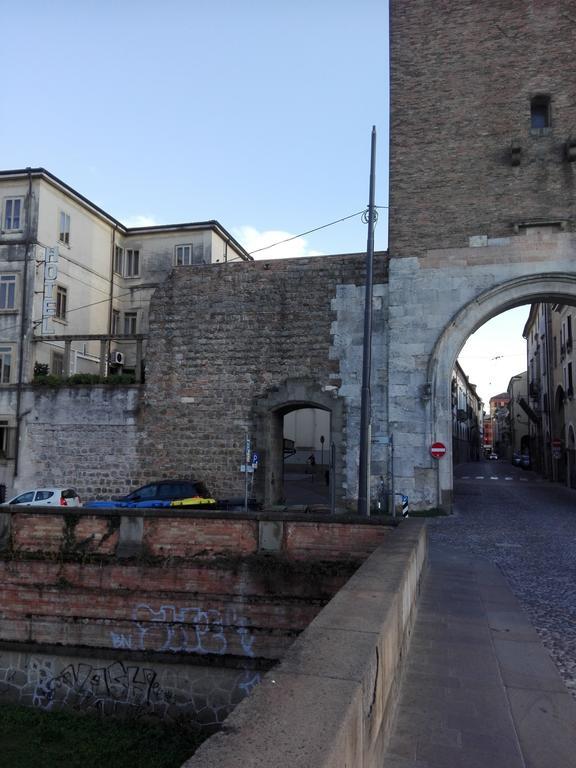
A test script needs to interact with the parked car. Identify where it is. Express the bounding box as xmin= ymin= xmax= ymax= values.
xmin=2 ymin=488 xmax=81 ymax=507
xmin=489 ymin=452 xmax=498 ymax=460
xmin=512 ymin=452 xmax=522 ymax=467
xmin=84 ymin=480 xmax=211 ymax=509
